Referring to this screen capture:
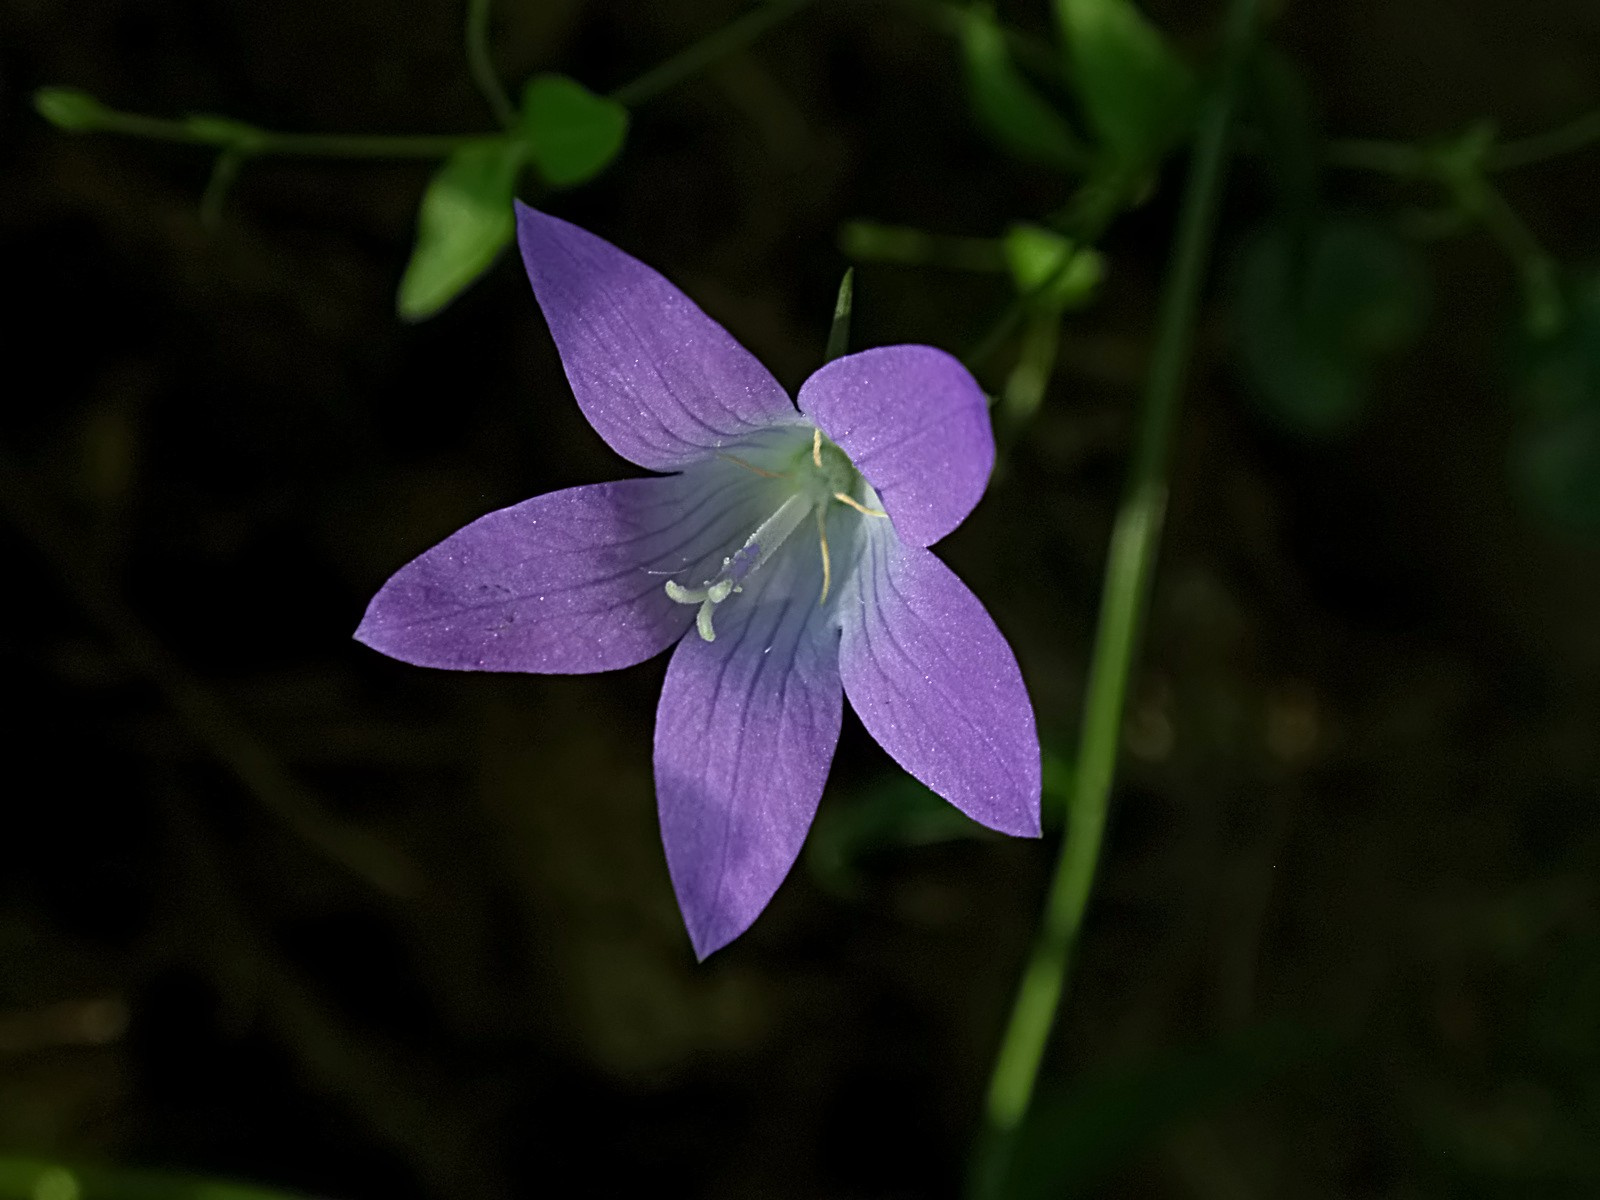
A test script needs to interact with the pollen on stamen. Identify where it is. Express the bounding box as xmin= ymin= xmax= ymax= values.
xmin=665 ymin=580 xmax=708 ymax=604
